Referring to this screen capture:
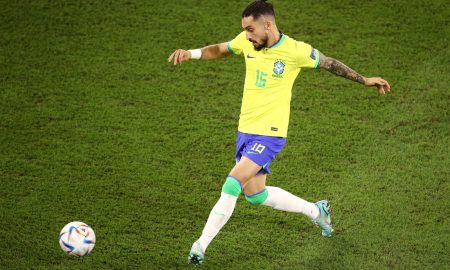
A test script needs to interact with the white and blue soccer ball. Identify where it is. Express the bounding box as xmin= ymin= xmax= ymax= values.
xmin=59 ymin=221 xmax=96 ymax=256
